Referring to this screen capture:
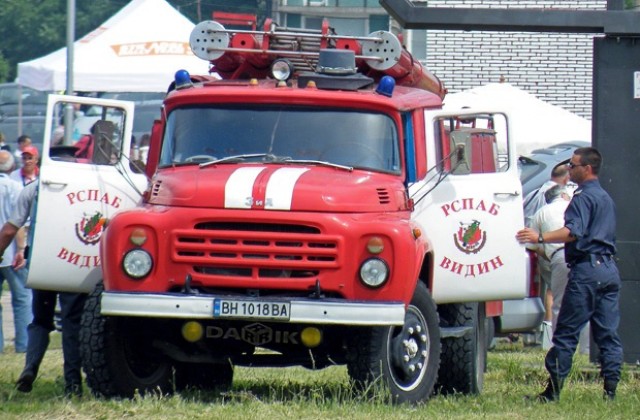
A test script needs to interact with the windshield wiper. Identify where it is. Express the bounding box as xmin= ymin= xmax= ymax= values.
xmin=199 ymin=154 xmax=353 ymax=171
xmin=281 ymin=158 xmax=353 ymax=171
xmin=199 ymin=153 xmax=269 ymax=168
